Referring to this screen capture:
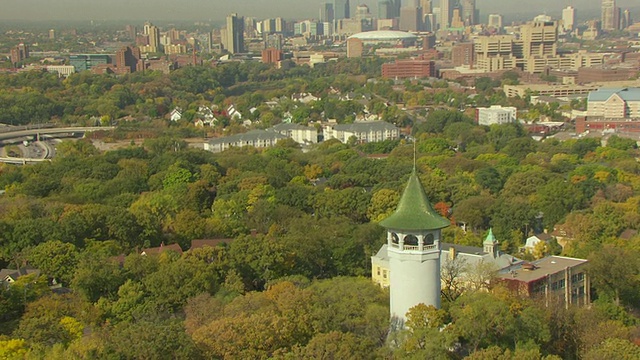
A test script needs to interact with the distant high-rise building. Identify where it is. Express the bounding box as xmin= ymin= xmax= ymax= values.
xmin=400 ymin=6 xmax=422 ymax=31
xmin=562 ymin=6 xmax=576 ymax=33
xmin=622 ymin=9 xmax=632 ymax=29
xmin=264 ymin=33 xmax=284 ymax=50
xmin=601 ymin=0 xmax=619 ymax=31
xmin=461 ymin=0 xmax=477 ymax=26
xmin=420 ymin=0 xmax=432 ymax=15
xmin=49 ymin=29 xmax=56 ymax=40
xmin=355 ymin=4 xmax=372 ymax=21
xmin=275 ymin=17 xmax=286 ymax=33
xmin=225 ymin=13 xmax=245 ymax=54
xmin=440 ymin=0 xmax=453 ymax=29
xmin=320 ymin=3 xmax=334 ymax=22
xmin=378 ymin=1 xmax=392 ymax=19
xmin=116 ymin=46 xmax=140 ymax=73
xmin=125 ymin=25 xmax=137 ymax=40
xmin=334 ymin=0 xmax=350 ymax=20
xmin=9 ymin=43 xmax=29 ymax=65
xmin=143 ymin=22 xmax=160 ymax=53
xmin=423 ymin=13 xmax=436 ymax=31
xmin=487 ymin=14 xmax=503 ymax=30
